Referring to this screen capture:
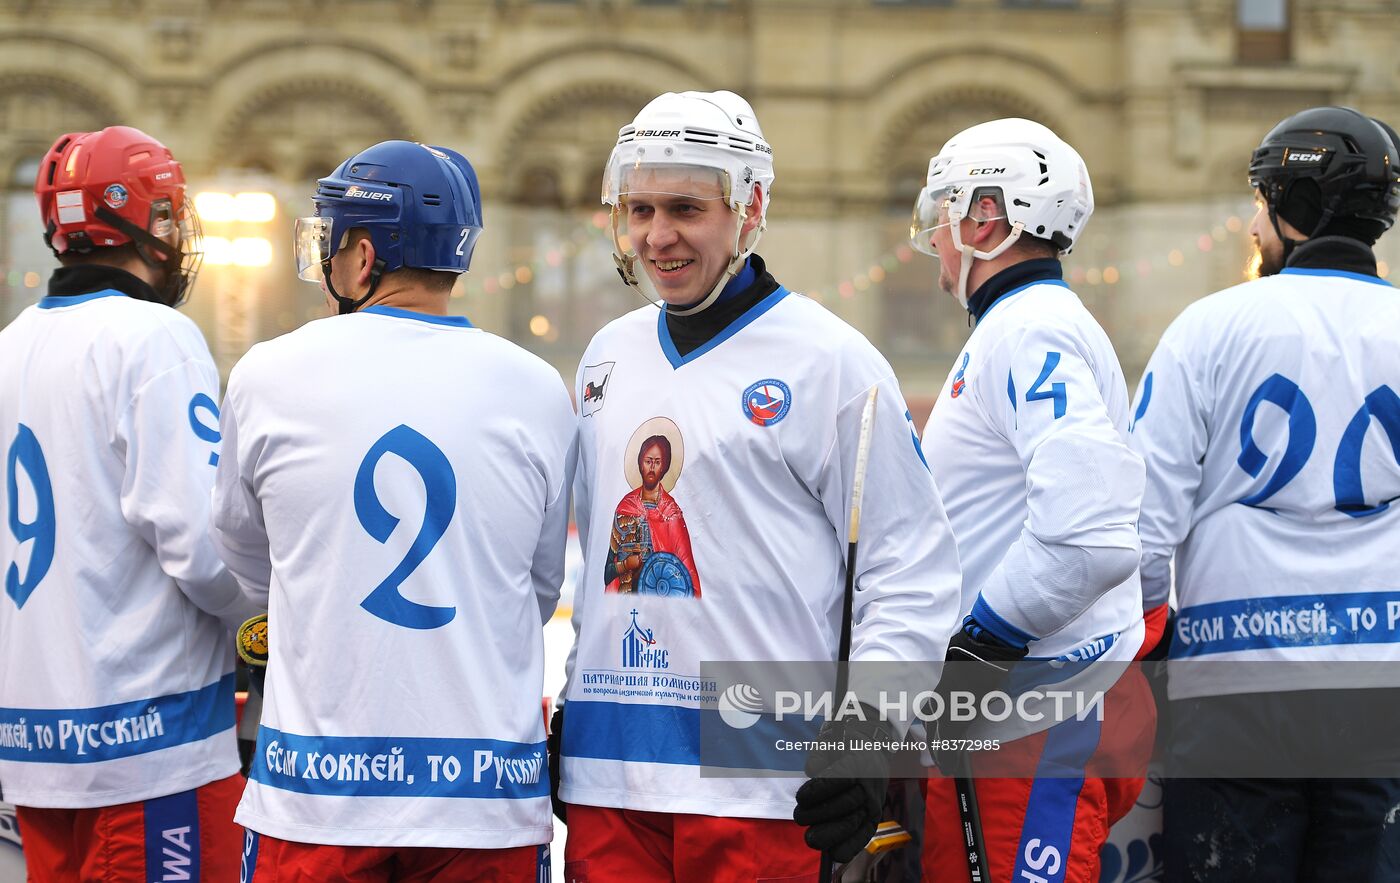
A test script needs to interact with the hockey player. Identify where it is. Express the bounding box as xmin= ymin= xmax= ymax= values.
xmin=1131 ymin=107 xmax=1400 ymax=882
xmin=0 ymin=126 xmax=256 ymax=880
xmin=550 ymin=90 xmax=963 ymax=881
xmin=213 ymin=141 xmax=574 ymax=881
xmin=911 ymin=119 xmax=1155 ymax=882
